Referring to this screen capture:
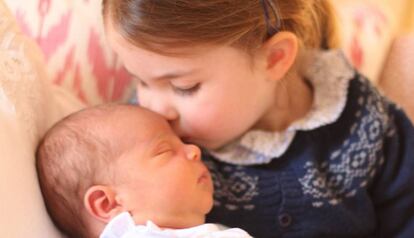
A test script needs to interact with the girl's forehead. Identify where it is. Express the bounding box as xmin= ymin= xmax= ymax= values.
xmin=106 ymin=19 xmax=255 ymax=79
xmin=111 ymin=39 xmax=250 ymax=76
xmin=106 ymin=19 xmax=248 ymax=63
xmin=106 ymin=16 xmax=223 ymax=58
